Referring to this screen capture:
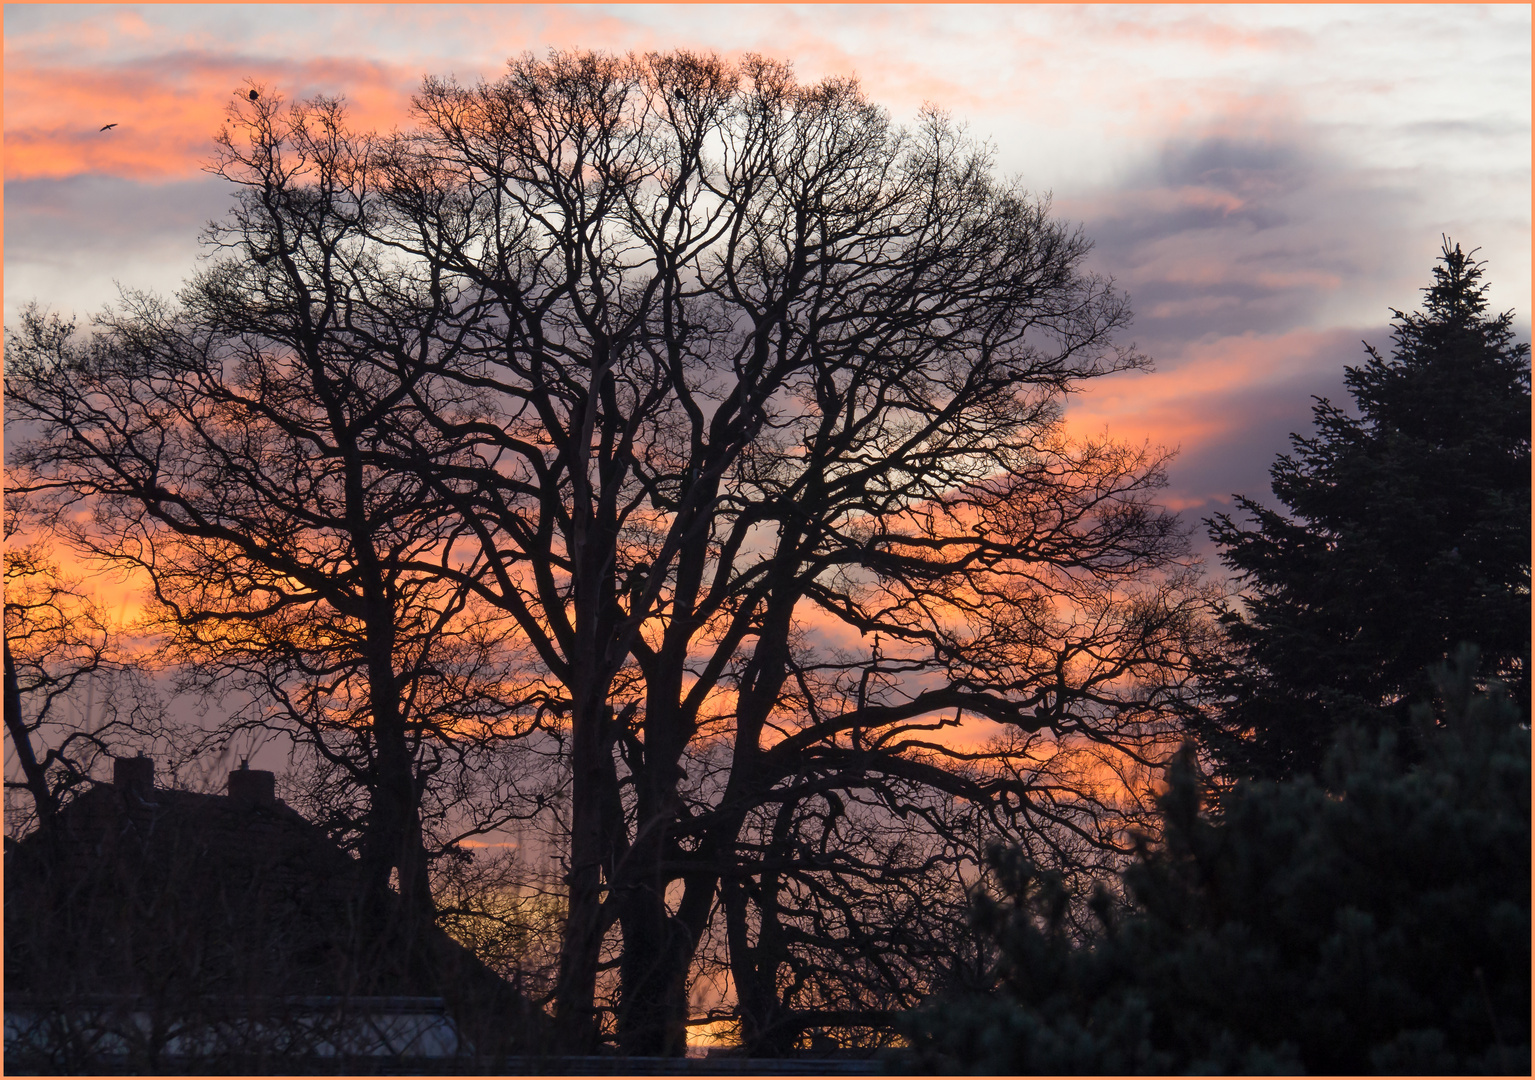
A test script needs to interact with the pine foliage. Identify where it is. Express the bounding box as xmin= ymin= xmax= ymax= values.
xmin=910 ymin=646 xmax=1530 ymax=1074
xmin=1204 ymin=240 xmax=1530 ymax=781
